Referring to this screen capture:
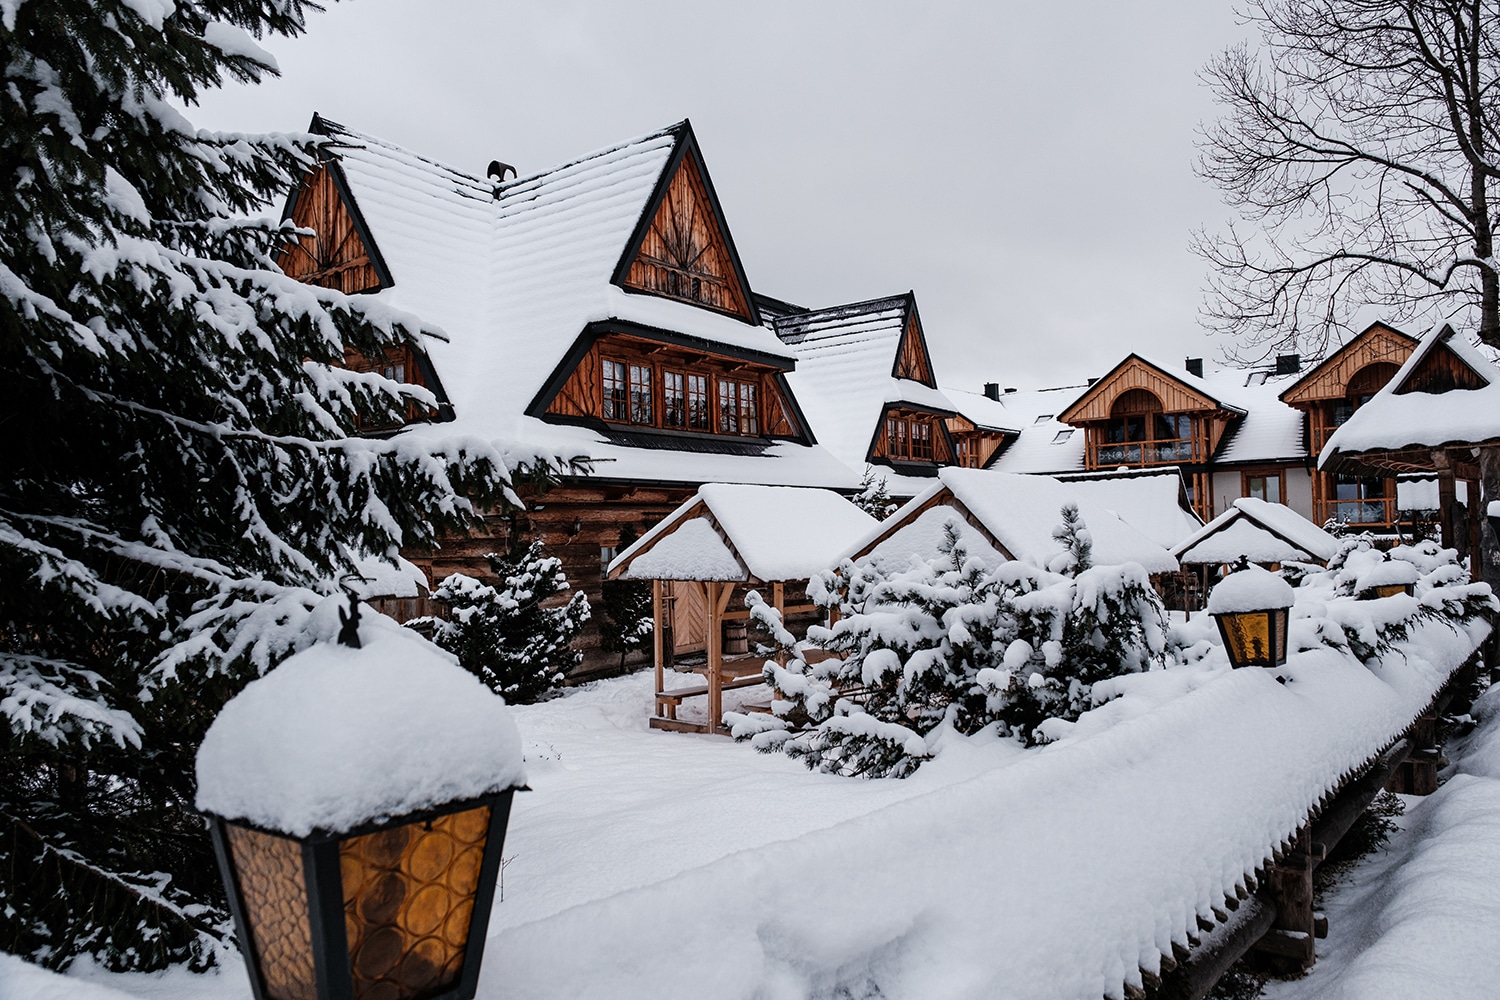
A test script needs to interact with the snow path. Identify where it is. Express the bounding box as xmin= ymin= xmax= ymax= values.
xmin=1262 ymin=684 xmax=1500 ymax=1000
